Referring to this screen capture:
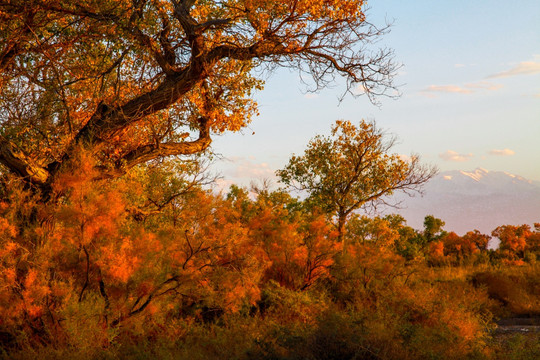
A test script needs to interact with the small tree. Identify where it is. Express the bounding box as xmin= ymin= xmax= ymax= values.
xmin=422 ymin=215 xmax=447 ymax=243
xmin=277 ymin=120 xmax=436 ymax=244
